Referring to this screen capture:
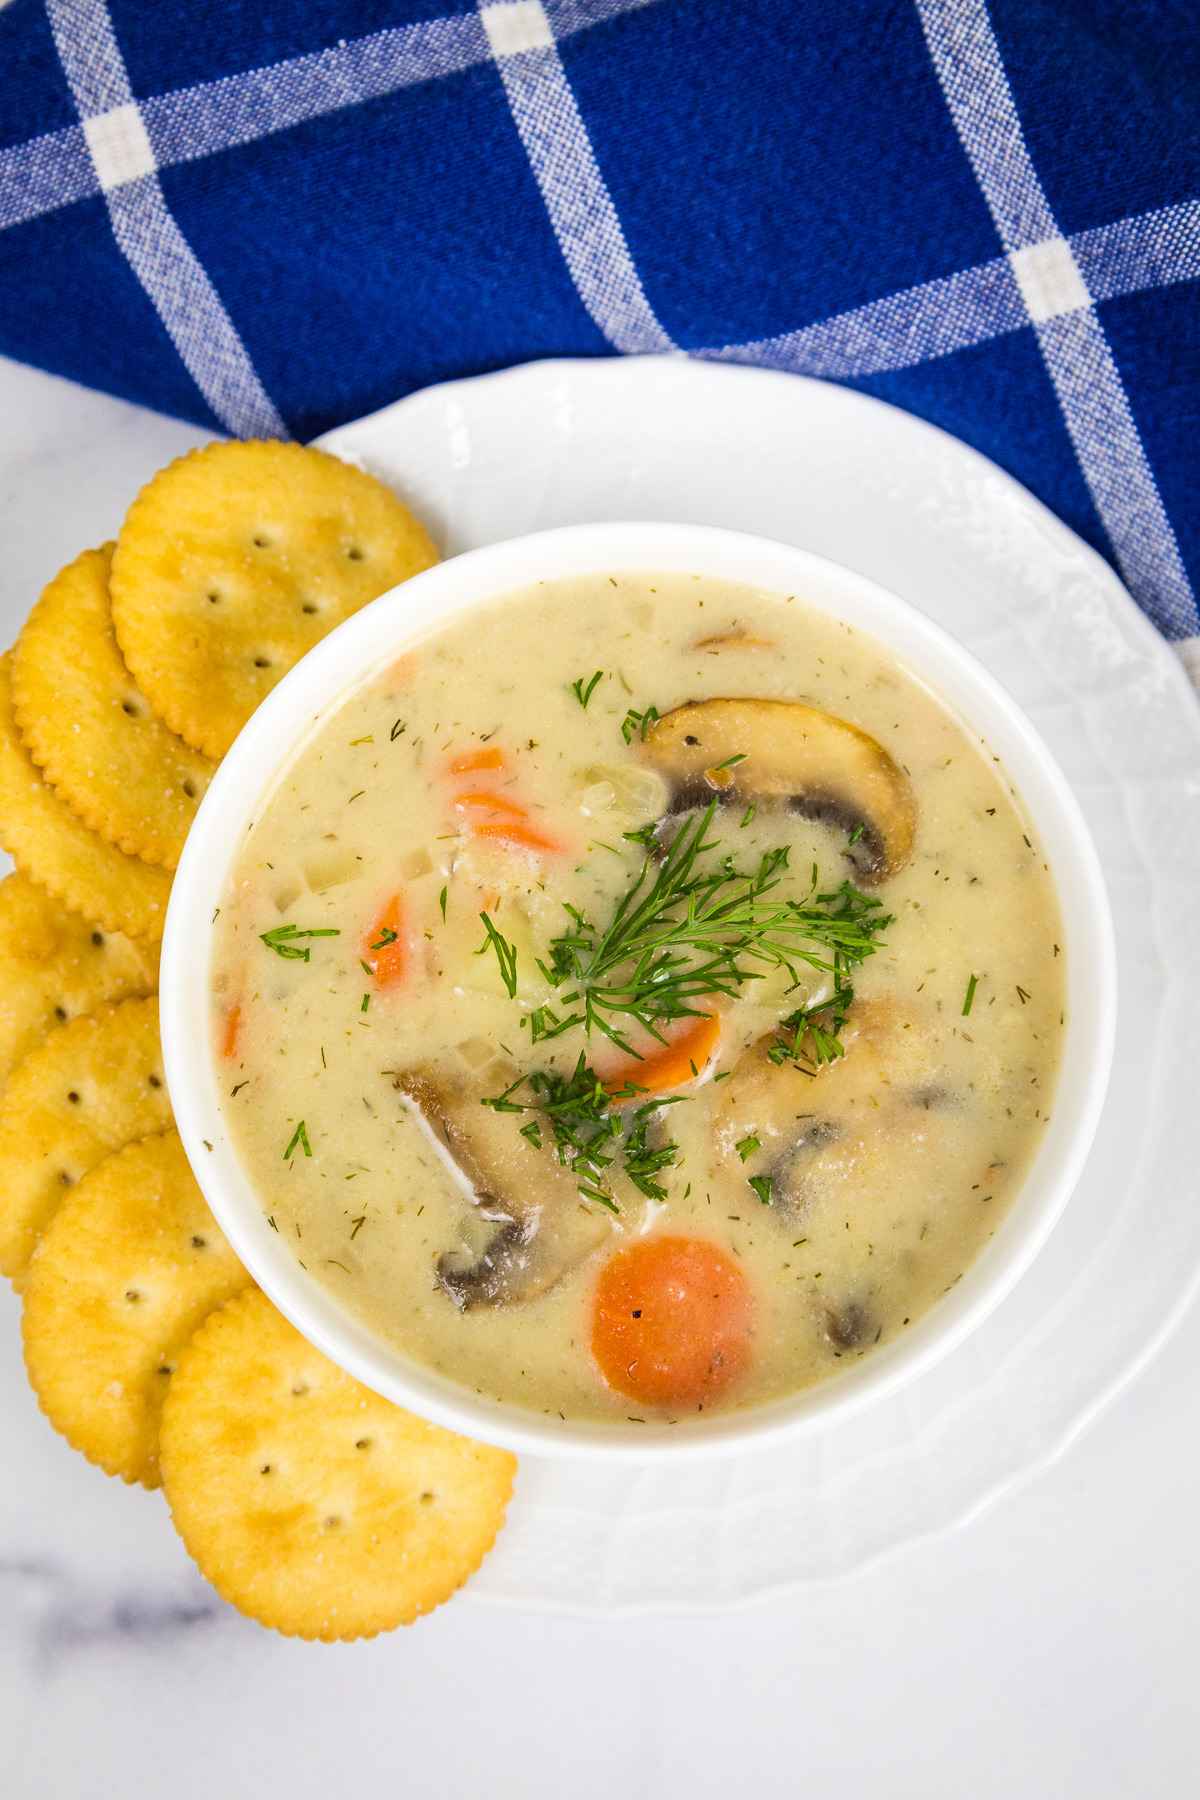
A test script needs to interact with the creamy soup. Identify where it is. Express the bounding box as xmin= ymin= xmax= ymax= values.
xmin=212 ymin=573 xmax=1064 ymax=1424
